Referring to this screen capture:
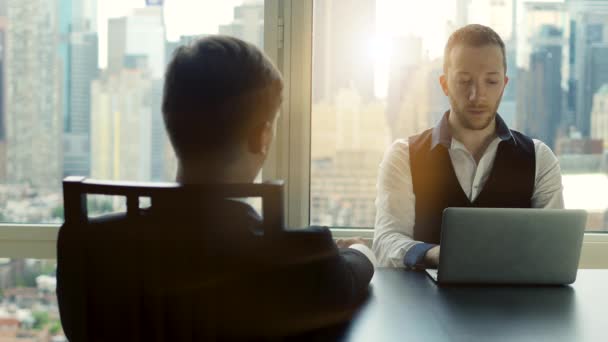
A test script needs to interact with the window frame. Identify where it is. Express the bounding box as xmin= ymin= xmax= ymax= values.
xmin=0 ymin=224 xmax=607 ymax=268
xmin=262 ymin=0 xmax=312 ymax=229
xmin=0 ymin=0 xmax=607 ymax=269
